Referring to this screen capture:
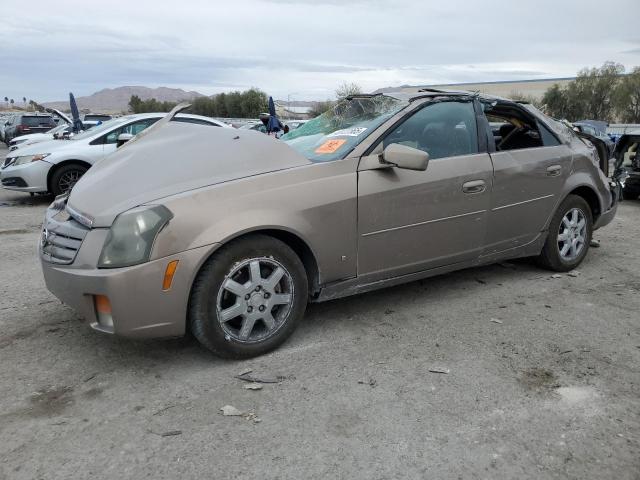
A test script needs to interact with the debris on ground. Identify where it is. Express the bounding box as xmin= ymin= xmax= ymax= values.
xmin=498 ymin=262 xmax=516 ymax=269
xmin=551 ymin=274 xmax=562 ymax=279
xmin=220 ymin=405 xmax=261 ymax=423
xmin=238 ymin=368 xmax=253 ymax=376
xmin=590 ymin=239 xmax=601 ymax=248
xmin=220 ymin=405 xmax=243 ymax=416
xmin=243 ymin=383 xmax=263 ymax=391
xmin=490 ymin=318 xmax=503 ymax=324
xmin=567 ymin=271 xmax=580 ymax=277
xmin=152 ymin=404 xmax=176 ymax=416
xmin=475 ymin=278 xmax=487 ymax=285
xmin=235 ymin=372 xmax=280 ymax=384
xmin=560 ymin=350 xmax=573 ymax=355
xmin=358 ymin=378 xmax=377 ymax=387
xmin=429 ymin=367 xmax=450 ymax=374
xmin=161 ymin=430 xmax=182 ymax=437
